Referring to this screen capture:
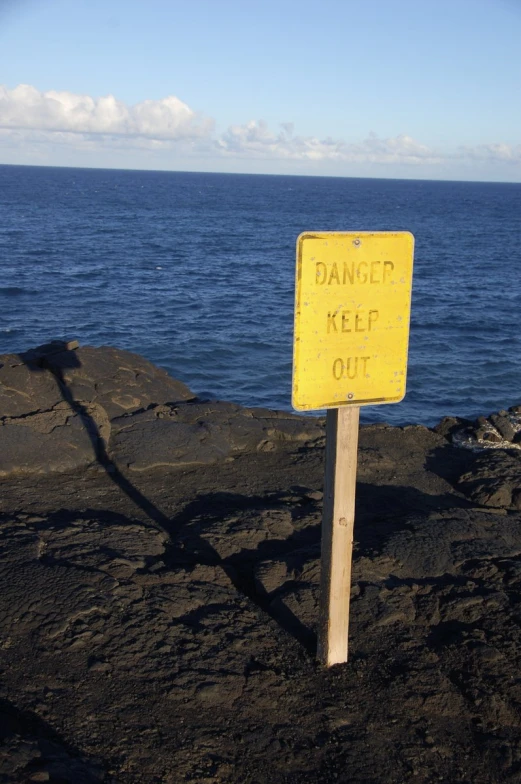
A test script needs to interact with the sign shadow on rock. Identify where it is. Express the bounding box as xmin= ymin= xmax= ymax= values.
xmin=19 ymin=342 xmax=317 ymax=653
xmin=162 ymin=490 xmax=321 ymax=653
xmin=20 ymin=341 xmax=172 ymax=530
